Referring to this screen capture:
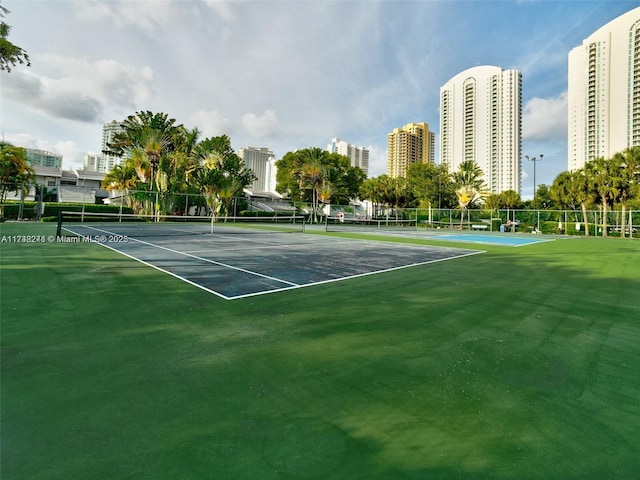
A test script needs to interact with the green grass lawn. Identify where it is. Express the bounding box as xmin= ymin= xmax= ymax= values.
xmin=1 ymin=222 xmax=639 ymax=479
